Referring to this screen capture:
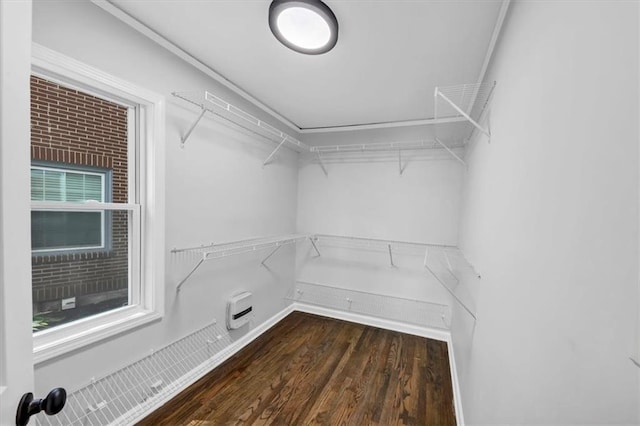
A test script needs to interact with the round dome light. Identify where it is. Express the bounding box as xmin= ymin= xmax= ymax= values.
xmin=269 ymin=0 xmax=338 ymax=55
